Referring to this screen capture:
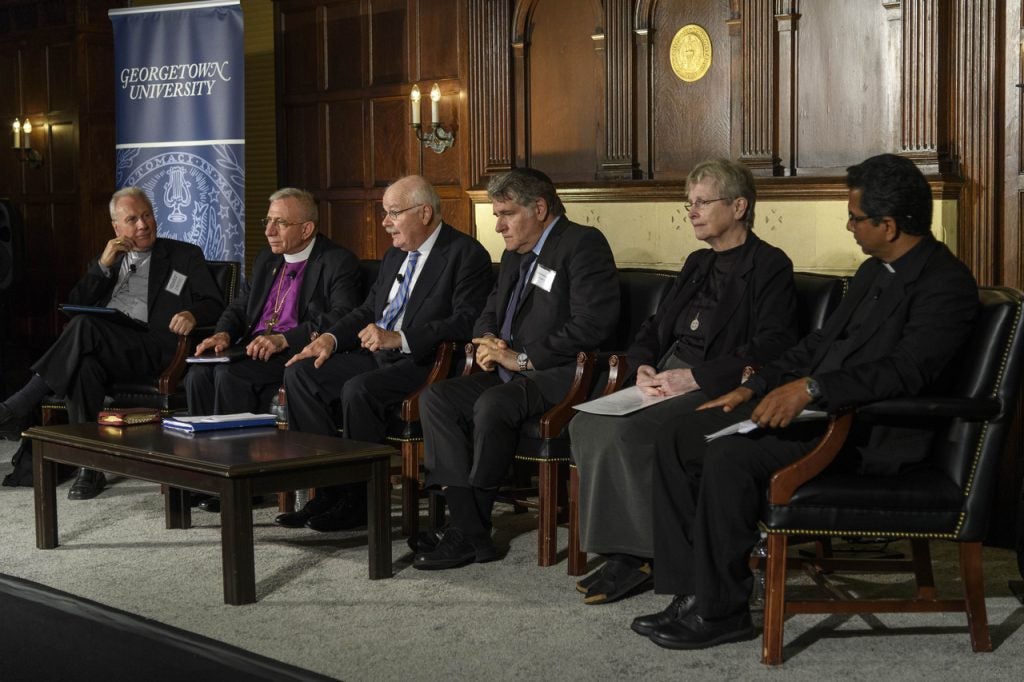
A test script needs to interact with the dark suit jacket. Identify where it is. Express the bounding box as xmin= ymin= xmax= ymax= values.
xmin=67 ymin=237 xmax=224 ymax=365
xmin=214 ymin=234 xmax=361 ymax=350
xmin=626 ymin=231 xmax=798 ymax=397
xmin=758 ymin=237 xmax=978 ymax=474
xmin=326 ymin=223 xmax=493 ymax=363
xmin=474 ymin=216 xmax=620 ymax=400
